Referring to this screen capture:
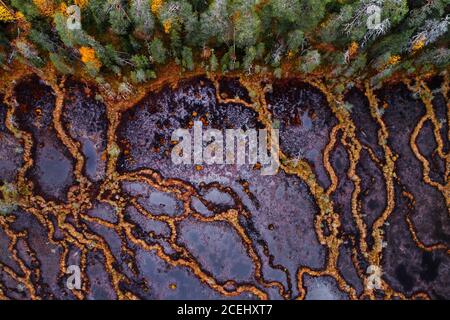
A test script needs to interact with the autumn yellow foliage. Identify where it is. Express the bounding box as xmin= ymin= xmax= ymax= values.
xmin=74 ymin=0 xmax=89 ymax=8
xmin=151 ymin=0 xmax=164 ymax=14
xmin=0 ymin=2 xmax=15 ymax=22
xmin=59 ymin=2 xmax=68 ymax=16
xmin=386 ymin=55 xmax=401 ymax=66
xmin=79 ymin=46 xmax=102 ymax=70
xmin=33 ymin=0 xmax=56 ymax=17
xmin=348 ymin=41 xmax=359 ymax=57
xmin=412 ymin=39 xmax=425 ymax=52
xmin=14 ymin=11 xmax=32 ymax=34
xmin=15 ymin=11 xmax=25 ymax=20
xmin=163 ymin=19 xmax=171 ymax=34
